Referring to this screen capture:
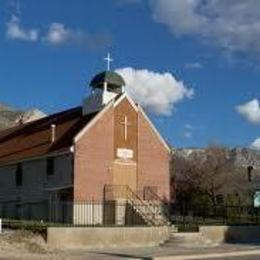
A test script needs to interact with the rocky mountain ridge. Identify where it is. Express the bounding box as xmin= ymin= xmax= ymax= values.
xmin=0 ymin=104 xmax=46 ymax=130
xmin=174 ymin=148 xmax=260 ymax=169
